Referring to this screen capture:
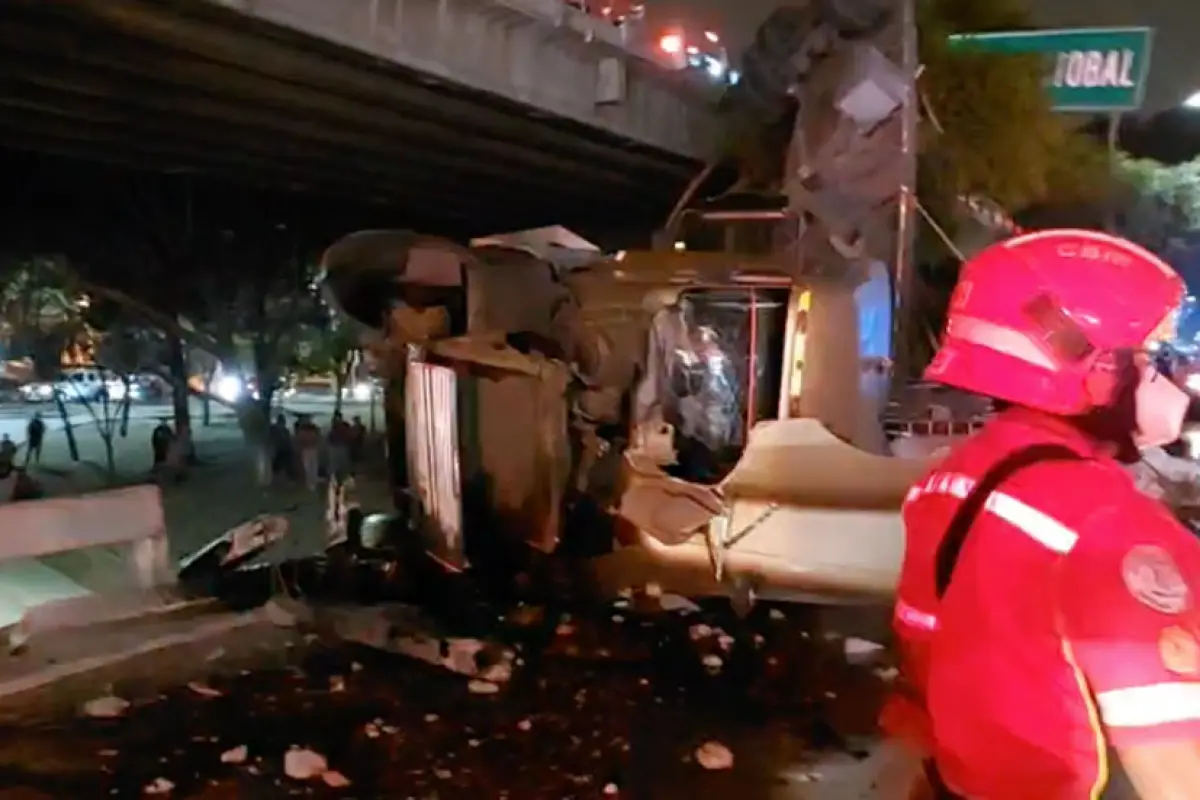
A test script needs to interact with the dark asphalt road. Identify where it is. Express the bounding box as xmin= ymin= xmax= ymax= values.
xmin=0 ymin=601 xmax=896 ymax=799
